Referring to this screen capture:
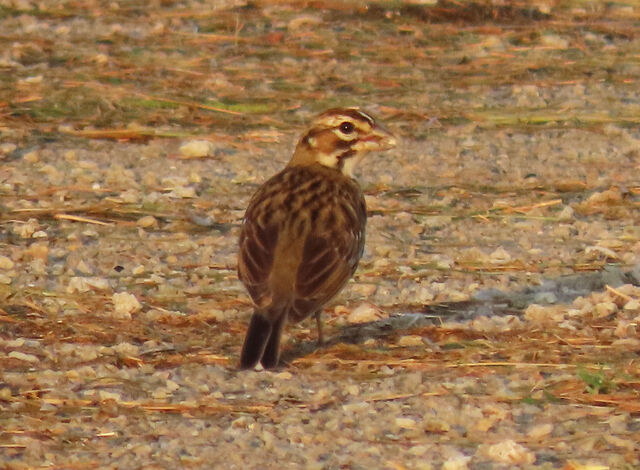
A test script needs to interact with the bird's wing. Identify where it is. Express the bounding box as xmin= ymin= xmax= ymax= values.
xmin=238 ymin=215 xmax=279 ymax=307
xmin=294 ymin=194 xmax=366 ymax=311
